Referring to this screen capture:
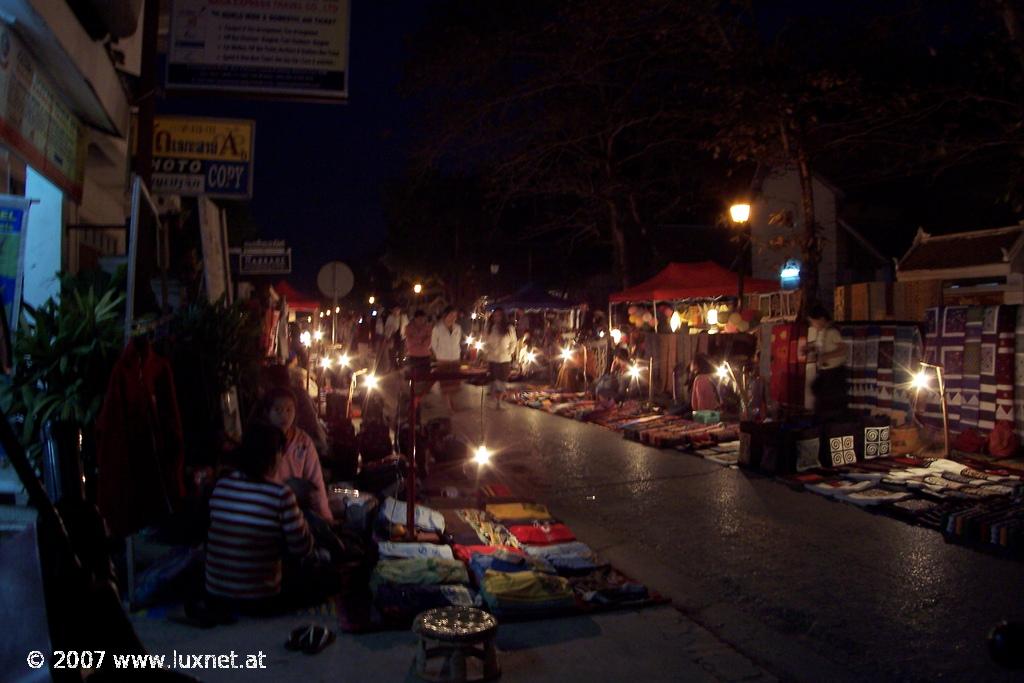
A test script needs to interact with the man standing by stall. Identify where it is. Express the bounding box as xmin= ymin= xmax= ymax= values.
xmin=431 ymin=306 xmax=464 ymax=412
xmin=808 ymin=305 xmax=848 ymax=419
